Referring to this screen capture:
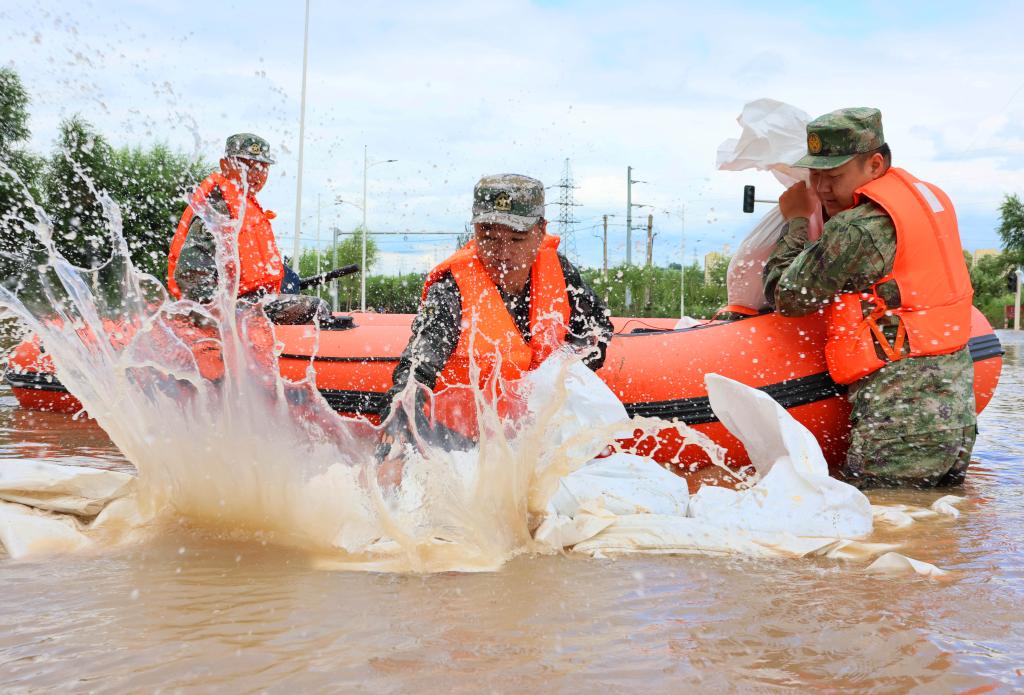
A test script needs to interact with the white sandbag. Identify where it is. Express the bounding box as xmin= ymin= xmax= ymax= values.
xmin=571 ymin=515 xmax=857 ymax=558
xmin=533 ymin=505 xmax=616 ymax=551
xmin=546 ymin=453 xmax=689 ymax=518
xmin=865 ymin=552 xmax=948 ymax=578
xmin=931 ymin=495 xmax=964 ymax=518
xmin=0 ymin=460 xmax=135 ymax=516
xmin=524 ymin=352 xmax=631 ymax=465
xmin=688 ymin=375 xmax=873 ymax=538
xmin=725 ymin=206 xmax=787 ymax=311
xmin=717 ymin=98 xmax=812 ymax=187
xmin=0 ymin=501 xmax=93 ymax=559
xmin=717 ymin=99 xmax=825 ymax=311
